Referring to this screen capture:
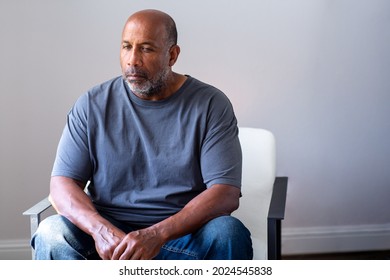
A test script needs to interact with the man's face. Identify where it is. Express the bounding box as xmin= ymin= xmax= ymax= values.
xmin=120 ymin=18 xmax=172 ymax=98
